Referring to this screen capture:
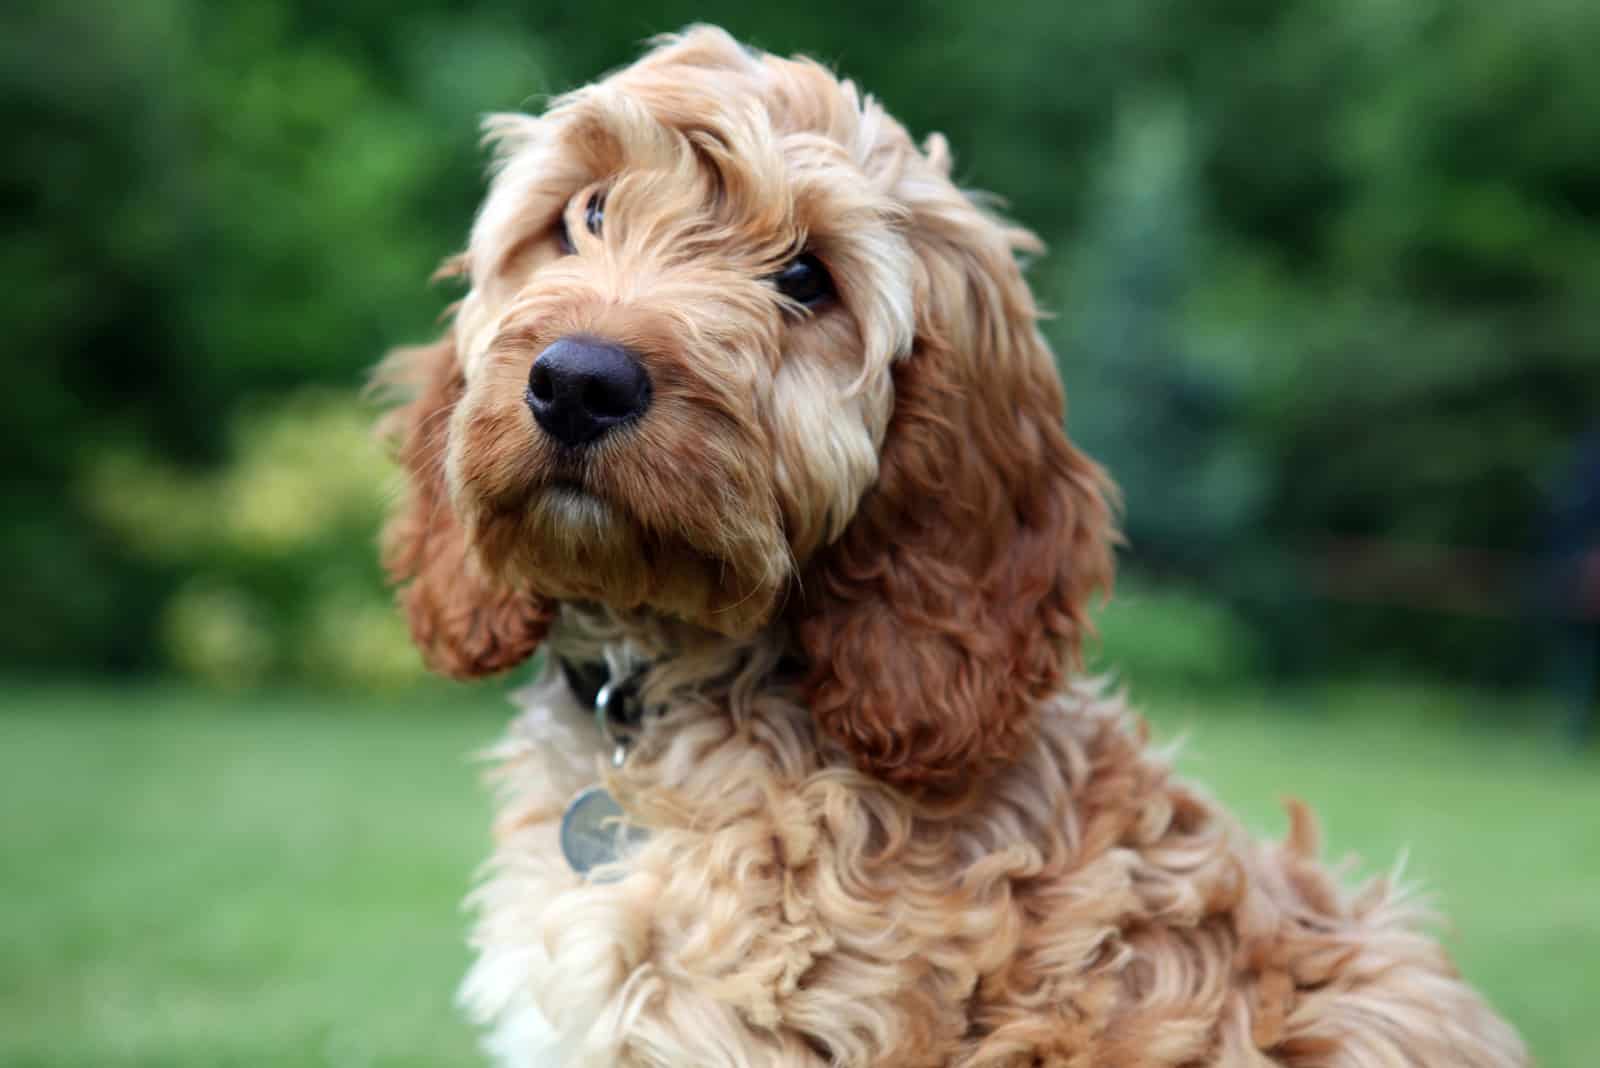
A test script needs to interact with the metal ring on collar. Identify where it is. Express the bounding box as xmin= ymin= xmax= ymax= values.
xmin=594 ymin=676 xmax=643 ymax=767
